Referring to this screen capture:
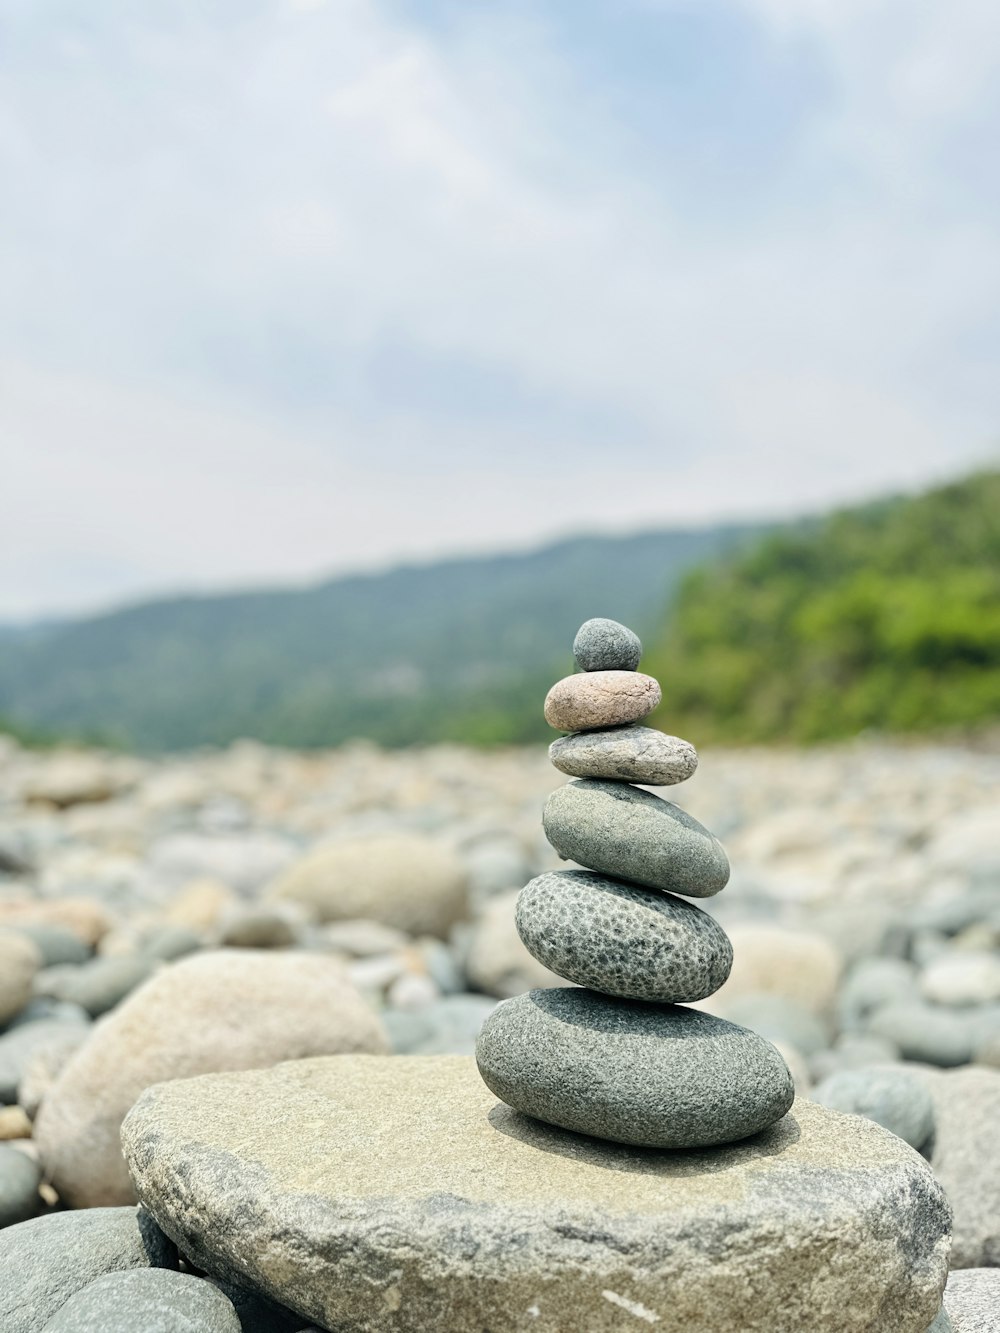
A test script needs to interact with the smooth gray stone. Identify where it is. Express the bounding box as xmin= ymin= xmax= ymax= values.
xmin=543 ymin=779 xmax=730 ymax=897
xmin=34 ymin=955 xmax=155 ymax=1018
xmin=515 ymin=870 xmax=732 ymax=1002
xmin=5 ymin=997 xmax=91 ymax=1030
xmin=43 ymin=1269 xmax=241 ymax=1332
xmin=383 ymin=994 xmax=498 ymax=1056
xmin=838 ymin=958 xmax=919 ymax=1032
xmin=549 ymin=726 xmax=698 ymax=786
xmin=812 ymin=1068 xmax=935 ymax=1150
xmin=867 ymin=1001 xmax=975 ymax=1067
xmin=0 ymin=1018 xmax=89 ymax=1103
xmin=476 ymin=987 xmax=793 ymax=1148
xmin=942 ymin=1269 xmax=1000 ymax=1332
xmin=8 ymin=925 xmax=91 ymax=968
xmin=0 ymin=1207 xmax=160 ymax=1333
xmin=140 ymin=926 xmax=203 ymax=962
xmin=0 ymin=1145 xmax=42 ymax=1229
xmin=572 ymin=617 xmax=642 ymax=672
